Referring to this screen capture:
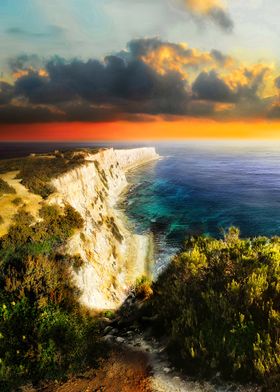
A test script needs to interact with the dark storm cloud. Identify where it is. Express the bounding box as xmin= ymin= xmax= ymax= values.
xmin=0 ymin=38 xmax=275 ymax=123
xmin=192 ymin=67 xmax=268 ymax=105
xmin=0 ymin=82 xmax=14 ymax=105
xmin=267 ymin=106 xmax=280 ymax=119
xmin=14 ymin=71 xmax=77 ymax=104
xmin=12 ymin=54 xmax=189 ymax=116
xmin=0 ymin=104 xmax=64 ymax=123
xmin=192 ymin=71 xmax=236 ymax=102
